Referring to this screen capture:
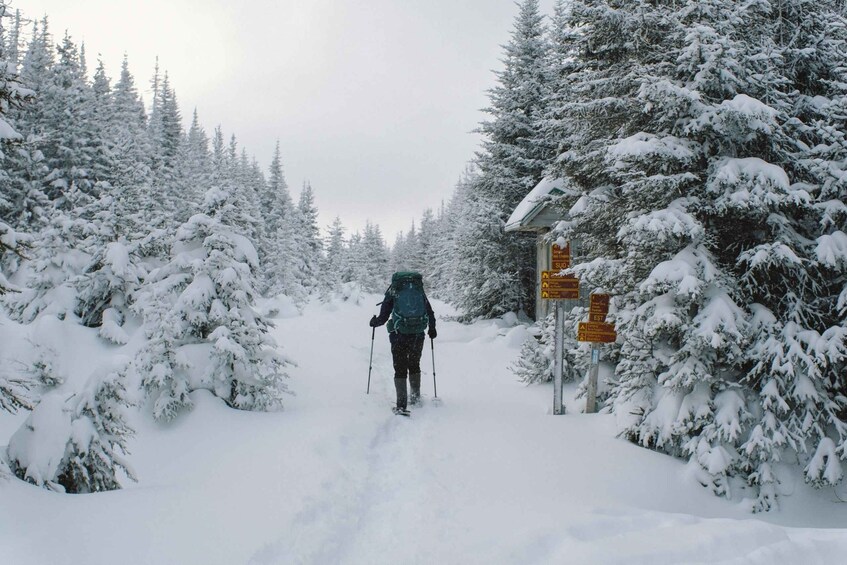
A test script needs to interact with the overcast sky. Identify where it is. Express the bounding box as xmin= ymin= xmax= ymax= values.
xmin=18 ymin=0 xmax=554 ymax=241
